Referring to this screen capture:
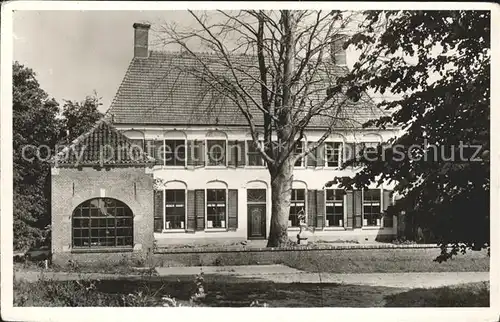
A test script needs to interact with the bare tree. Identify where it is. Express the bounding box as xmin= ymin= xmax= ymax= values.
xmin=157 ymin=10 xmax=372 ymax=247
